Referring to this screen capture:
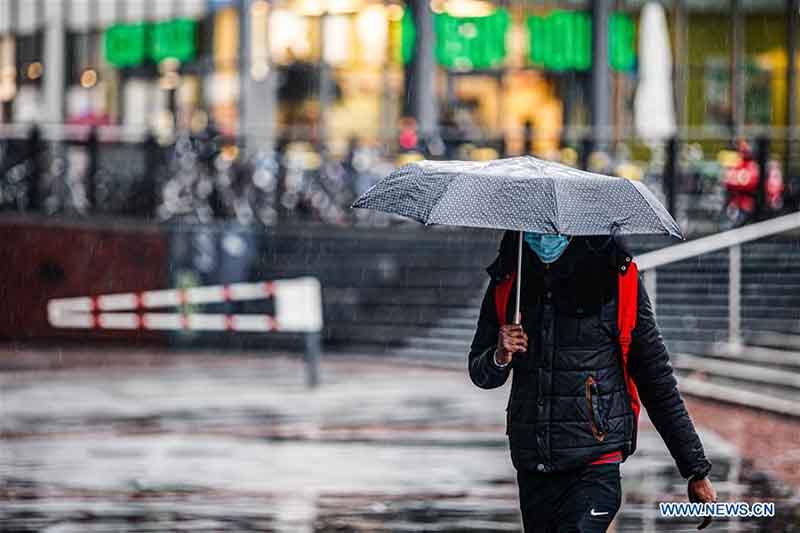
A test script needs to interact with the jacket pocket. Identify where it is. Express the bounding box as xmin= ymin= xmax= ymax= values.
xmin=585 ymin=375 xmax=607 ymax=442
